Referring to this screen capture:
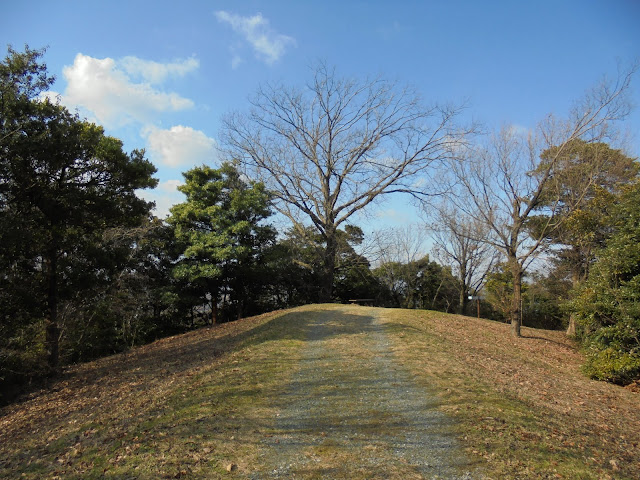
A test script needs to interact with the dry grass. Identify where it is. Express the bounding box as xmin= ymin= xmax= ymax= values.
xmin=1 ymin=305 xmax=638 ymax=479
xmin=0 ymin=308 xmax=305 ymax=479
xmin=252 ymin=305 xmax=472 ymax=478
xmin=379 ymin=308 xmax=640 ymax=479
